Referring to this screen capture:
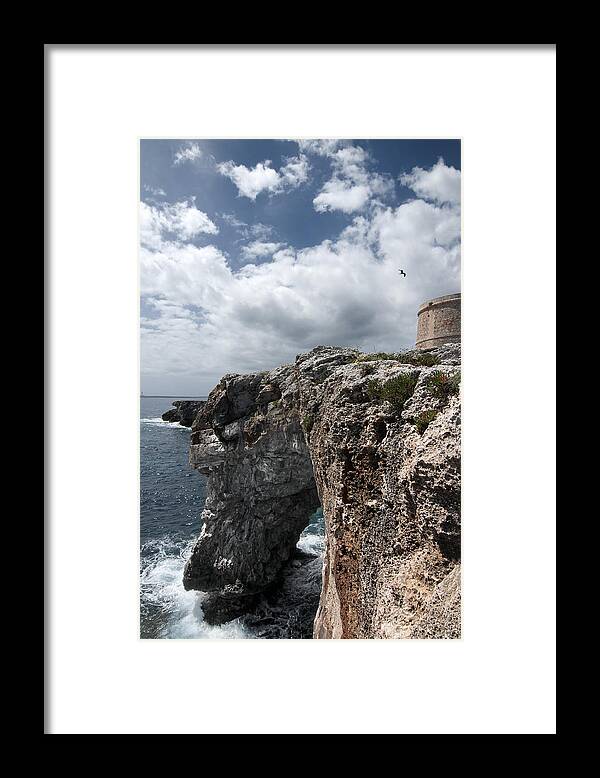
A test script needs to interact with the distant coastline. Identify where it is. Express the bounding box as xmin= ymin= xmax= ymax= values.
xmin=140 ymin=395 xmax=207 ymax=399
